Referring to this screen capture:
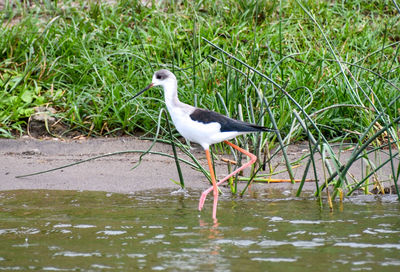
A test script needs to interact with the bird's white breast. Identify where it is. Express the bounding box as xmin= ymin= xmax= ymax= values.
xmin=167 ymin=105 xmax=243 ymax=149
